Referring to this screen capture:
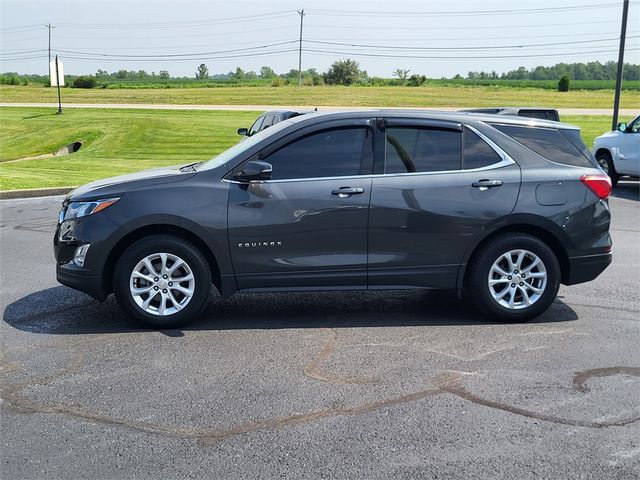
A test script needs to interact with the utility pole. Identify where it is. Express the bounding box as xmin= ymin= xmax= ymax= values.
xmin=612 ymin=0 xmax=629 ymax=130
xmin=45 ymin=23 xmax=55 ymax=64
xmin=55 ymin=55 xmax=63 ymax=114
xmin=297 ymin=9 xmax=305 ymax=86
